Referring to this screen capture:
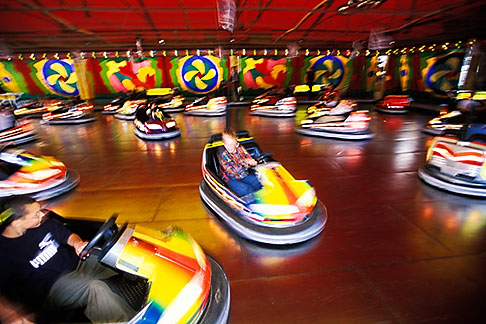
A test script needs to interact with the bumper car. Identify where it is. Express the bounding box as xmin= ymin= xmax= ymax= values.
xmin=103 ymin=96 xmax=128 ymax=115
xmin=0 ymin=107 xmax=37 ymax=145
xmin=303 ymin=99 xmax=356 ymax=120
xmin=14 ymin=100 xmax=62 ymax=118
xmin=200 ymin=131 xmax=327 ymax=245
xmin=104 ymin=90 xmax=147 ymax=115
xmin=41 ymin=102 xmax=95 ymax=125
xmin=296 ymin=100 xmax=373 ymax=140
xmin=0 ymin=92 xmax=23 ymax=105
xmin=375 ymin=95 xmax=412 ymax=114
xmin=422 ymin=109 xmax=466 ymax=135
xmin=133 ymin=104 xmax=181 ymax=140
xmin=0 ymin=146 xmax=79 ymax=200
xmin=3 ymin=211 xmax=230 ymax=324
xmin=423 ymin=94 xmax=486 ymax=135
xmin=250 ymin=88 xmax=297 ymax=117
xmin=147 ymin=88 xmax=185 ymax=113
xmin=418 ymin=128 xmax=486 ymax=197
xmin=185 ymin=96 xmax=227 ymax=117
xmin=115 ymin=99 xmax=147 ymax=120
xmin=418 ymin=99 xmax=486 ymax=197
